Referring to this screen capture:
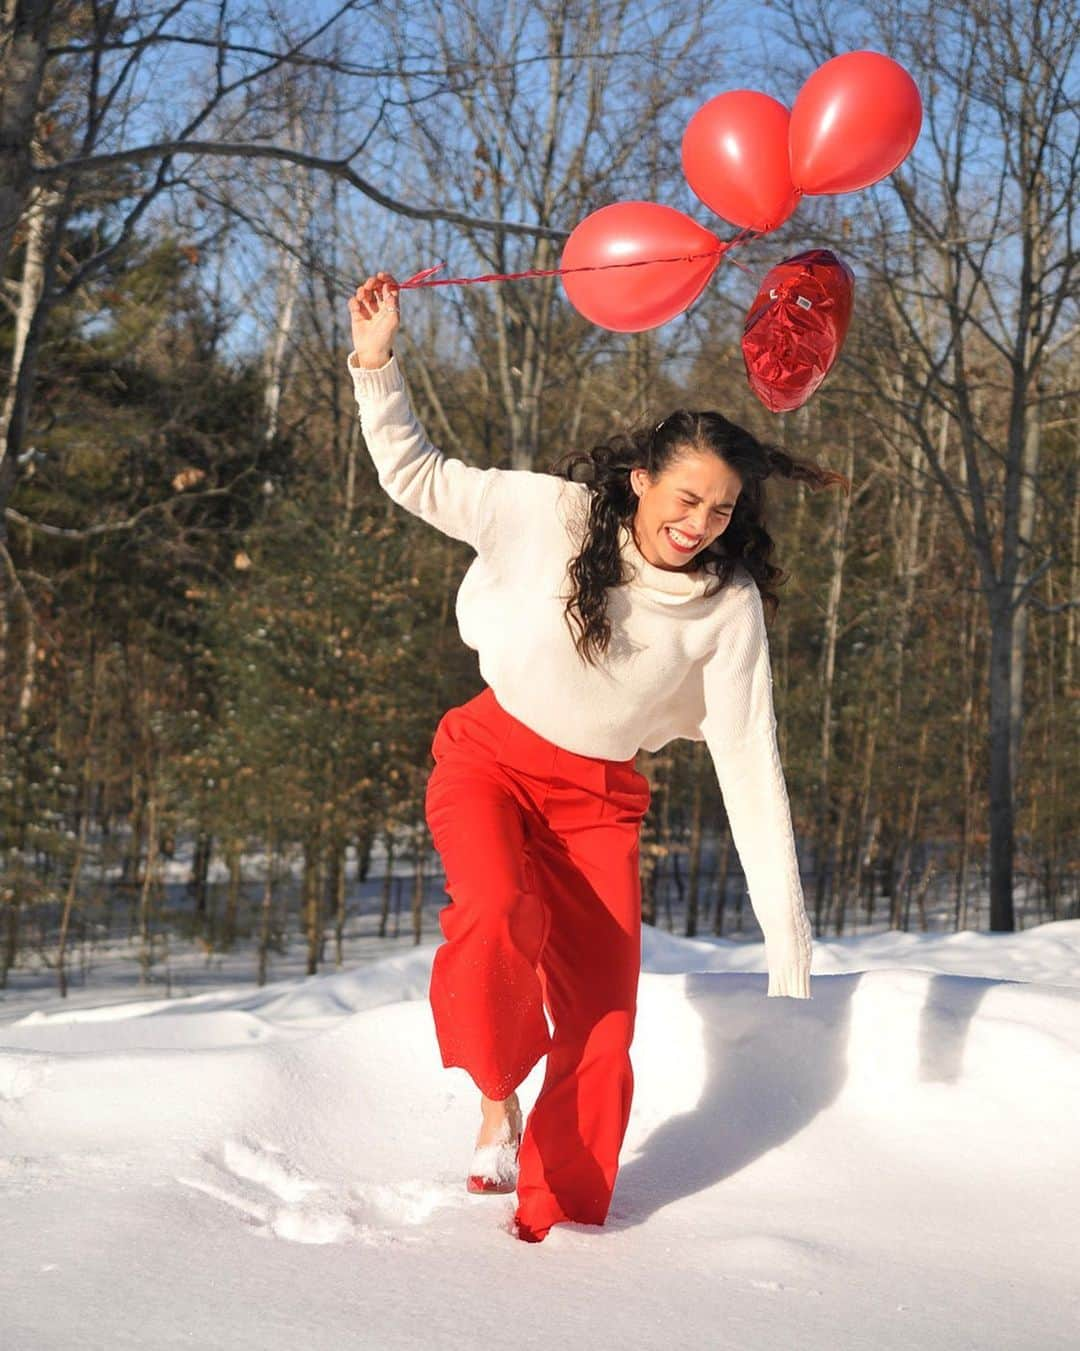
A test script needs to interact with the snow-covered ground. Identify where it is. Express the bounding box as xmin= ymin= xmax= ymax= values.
xmin=3 ymin=919 xmax=1080 ymax=1351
